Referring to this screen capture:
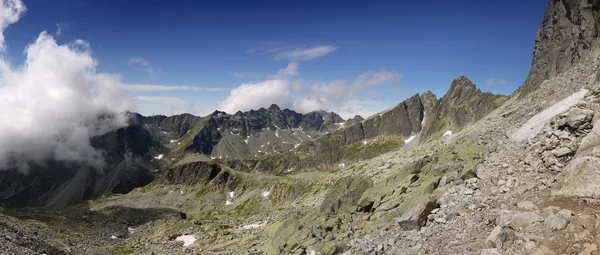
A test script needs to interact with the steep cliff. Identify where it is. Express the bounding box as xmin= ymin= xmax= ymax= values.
xmin=519 ymin=0 xmax=600 ymax=96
